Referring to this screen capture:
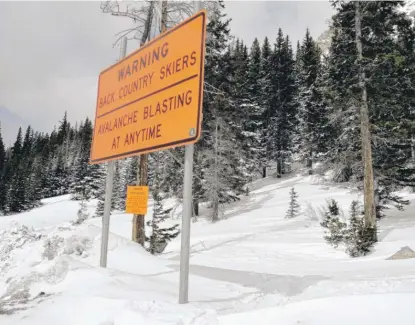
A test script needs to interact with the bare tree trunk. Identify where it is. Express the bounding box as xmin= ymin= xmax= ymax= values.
xmin=193 ymin=200 xmax=199 ymax=216
xmin=132 ymin=1 xmax=157 ymax=245
xmin=355 ymin=2 xmax=376 ymax=230
xmin=141 ymin=1 xmax=155 ymax=46
xmin=160 ymin=0 xmax=168 ymax=33
xmin=132 ymin=155 xmax=148 ymax=245
xmin=212 ymin=117 xmax=219 ymax=222
xmin=277 ymin=158 xmax=282 ymax=178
